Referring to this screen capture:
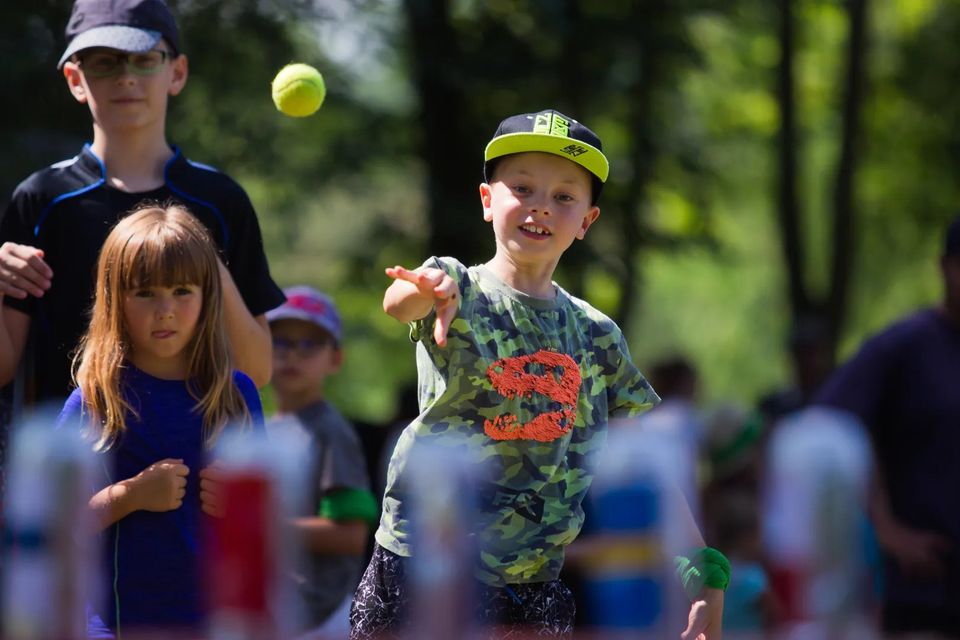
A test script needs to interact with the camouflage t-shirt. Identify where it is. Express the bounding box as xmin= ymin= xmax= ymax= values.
xmin=375 ymin=257 xmax=659 ymax=586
